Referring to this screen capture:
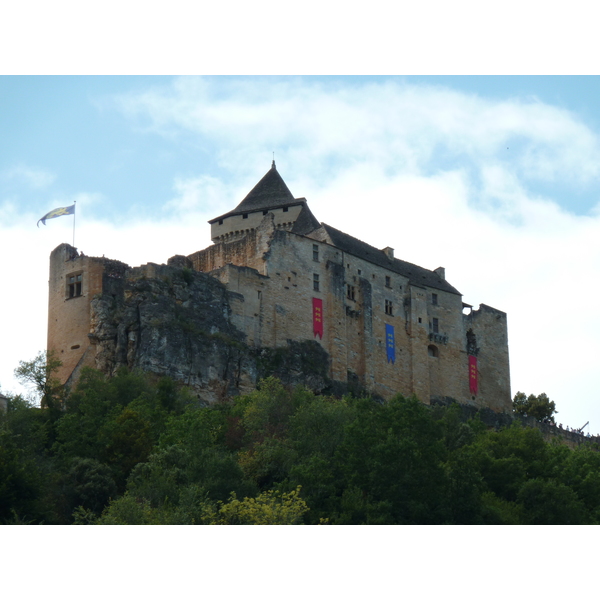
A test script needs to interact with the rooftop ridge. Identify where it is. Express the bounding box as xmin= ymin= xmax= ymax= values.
xmin=209 ymin=164 xmax=297 ymax=224
xmin=320 ymin=223 xmax=461 ymax=296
